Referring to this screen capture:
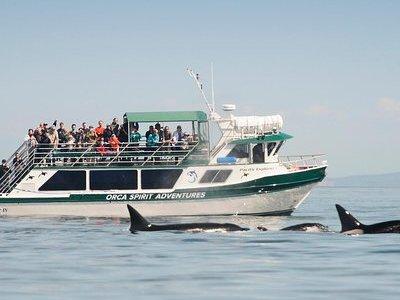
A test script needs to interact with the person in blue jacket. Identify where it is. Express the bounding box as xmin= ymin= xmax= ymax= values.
xmin=146 ymin=128 xmax=159 ymax=147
